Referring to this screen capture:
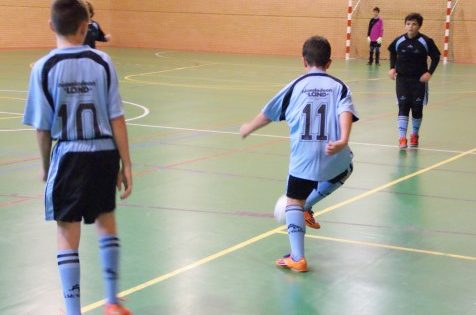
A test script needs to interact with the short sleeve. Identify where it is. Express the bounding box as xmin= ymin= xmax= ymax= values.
xmin=337 ymin=85 xmax=359 ymax=122
xmin=106 ymin=58 xmax=124 ymax=120
xmin=261 ymin=82 xmax=293 ymax=121
xmin=22 ymin=62 xmax=53 ymax=130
